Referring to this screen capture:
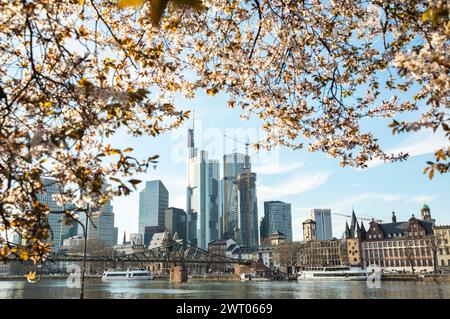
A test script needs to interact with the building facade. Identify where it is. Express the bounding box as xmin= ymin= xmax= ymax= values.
xmin=222 ymin=153 xmax=248 ymax=238
xmin=144 ymin=225 xmax=165 ymax=246
xmin=231 ymin=170 xmax=259 ymax=248
xmin=186 ymin=128 xmax=221 ymax=249
xmin=260 ymin=201 xmax=292 ymax=243
xmin=208 ymin=160 xmax=221 ymax=242
xmin=302 ymin=219 xmax=316 ymax=242
xmin=77 ymin=202 xmax=116 ymax=247
xmin=311 ymin=209 xmax=333 ymax=240
xmin=362 ymin=214 xmax=434 ymax=272
xmin=38 ymin=178 xmax=78 ymax=250
xmin=165 ymin=207 xmax=187 ymax=242
xmin=138 ymin=180 xmax=169 ymax=235
xmin=433 ymin=225 xmax=450 ymax=270
xmin=113 ymin=227 xmax=118 ymax=246
xmin=297 ymin=239 xmax=344 ymax=269
xmin=343 ymin=210 xmax=366 ymax=267
xmin=129 ymin=233 xmax=143 ymax=245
